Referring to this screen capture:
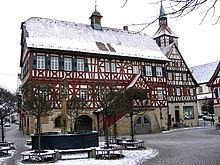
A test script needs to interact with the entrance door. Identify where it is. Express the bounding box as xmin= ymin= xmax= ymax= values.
xmin=77 ymin=115 xmax=92 ymax=131
xmin=134 ymin=115 xmax=151 ymax=134
xmin=175 ymin=110 xmax=180 ymax=122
